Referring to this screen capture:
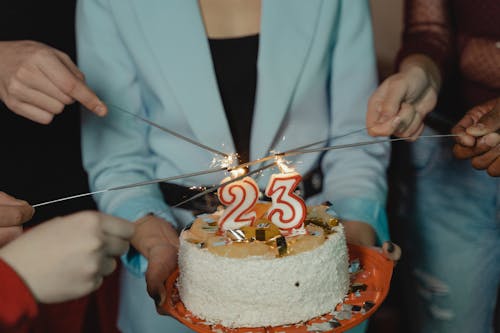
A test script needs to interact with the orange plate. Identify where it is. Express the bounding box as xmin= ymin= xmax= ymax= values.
xmin=163 ymin=243 xmax=394 ymax=333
